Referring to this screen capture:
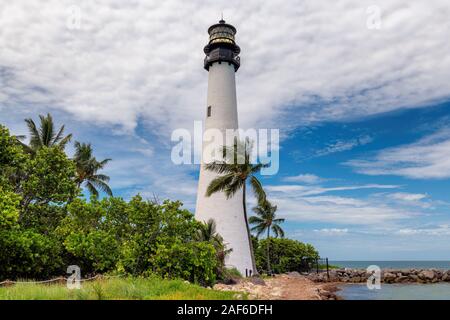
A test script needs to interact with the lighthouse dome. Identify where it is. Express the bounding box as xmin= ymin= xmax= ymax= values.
xmin=208 ymin=20 xmax=236 ymax=45
xmin=204 ymin=19 xmax=241 ymax=71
